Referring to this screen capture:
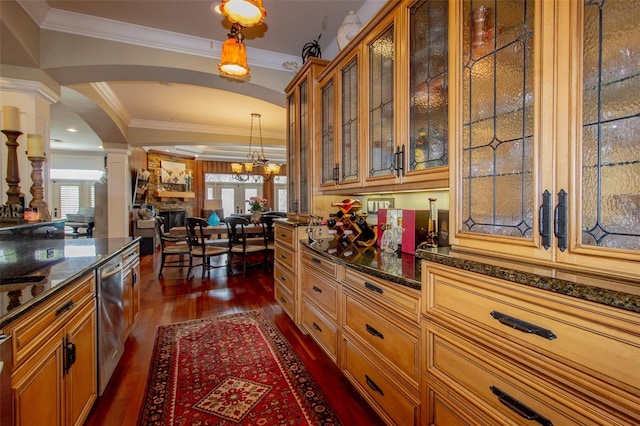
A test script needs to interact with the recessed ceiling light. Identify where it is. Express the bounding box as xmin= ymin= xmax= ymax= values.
xmin=66 ymin=128 xmax=78 ymax=133
xmin=50 ymin=138 xmax=63 ymax=143
xmin=98 ymin=145 xmax=103 ymax=149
